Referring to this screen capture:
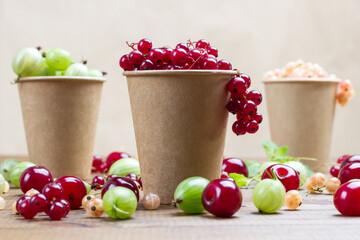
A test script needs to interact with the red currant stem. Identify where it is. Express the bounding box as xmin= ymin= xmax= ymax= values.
xmin=126 ymin=41 xmax=137 ymax=50
xmin=306 ymin=185 xmax=324 ymax=197
xmin=188 ymin=50 xmax=208 ymax=69
xmin=113 ymin=204 xmax=130 ymax=215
